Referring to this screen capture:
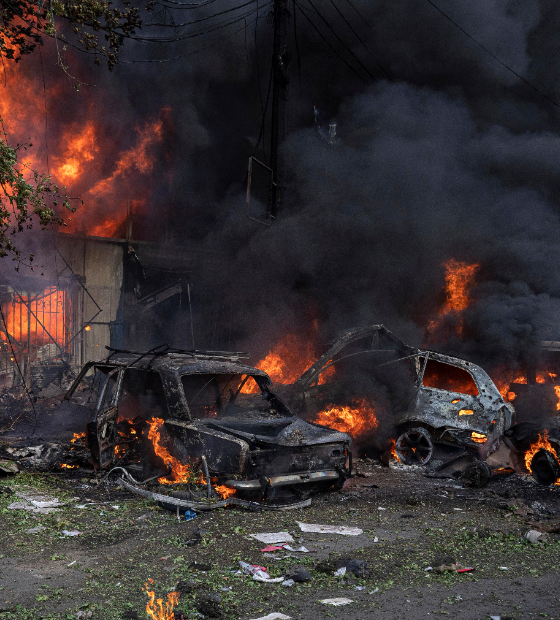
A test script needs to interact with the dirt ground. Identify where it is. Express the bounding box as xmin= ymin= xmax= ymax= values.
xmin=1 ymin=462 xmax=559 ymax=620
